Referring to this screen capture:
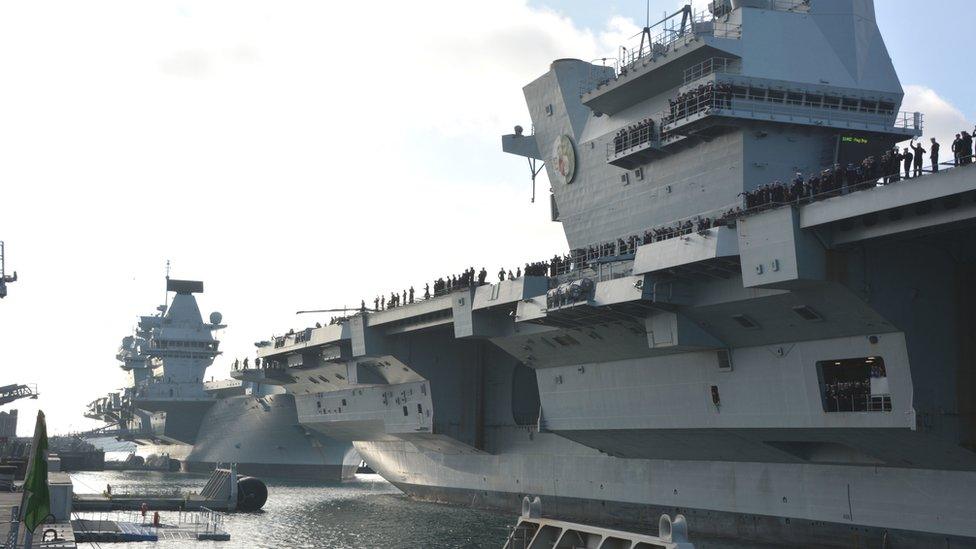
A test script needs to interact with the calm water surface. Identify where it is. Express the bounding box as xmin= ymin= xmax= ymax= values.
xmin=70 ymin=470 xmax=514 ymax=549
